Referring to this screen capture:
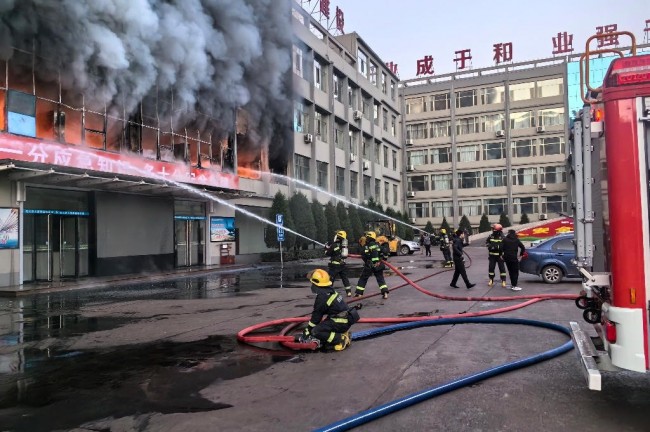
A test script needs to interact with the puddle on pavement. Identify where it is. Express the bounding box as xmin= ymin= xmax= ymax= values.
xmin=0 ymin=335 xmax=284 ymax=432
